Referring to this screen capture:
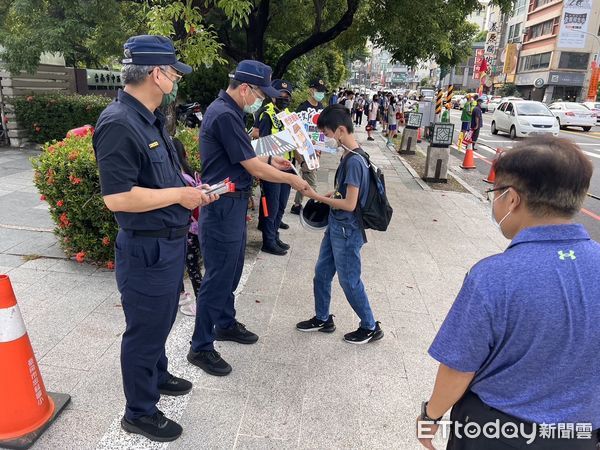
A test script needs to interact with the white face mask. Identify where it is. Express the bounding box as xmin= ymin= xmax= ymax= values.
xmin=490 ymin=189 xmax=511 ymax=229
